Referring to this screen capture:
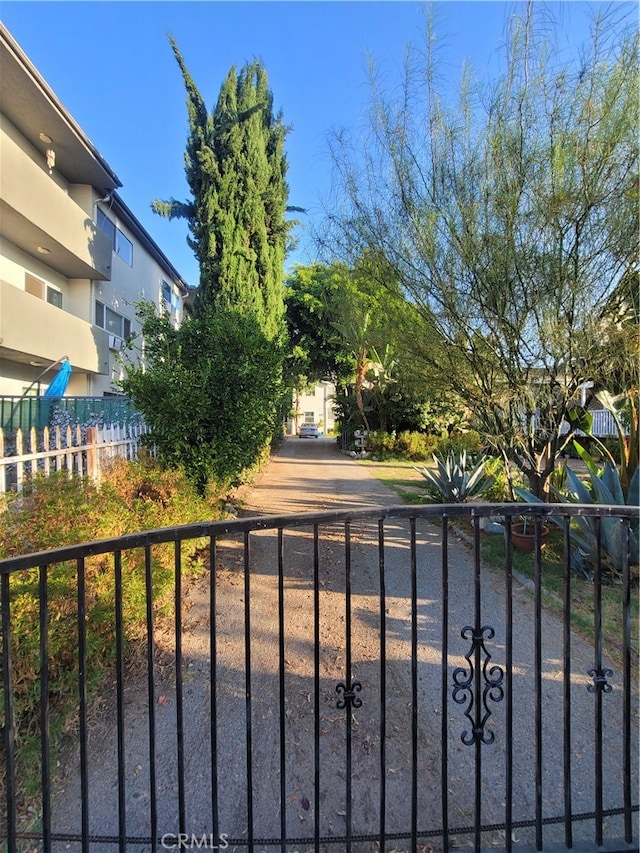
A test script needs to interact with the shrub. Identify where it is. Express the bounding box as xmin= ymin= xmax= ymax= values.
xmin=121 ymin=305 xmax=284 ymax=494
xmin=366 ymin=429 xmax=439 ymax=461
xmin=395 ymin=430 xmax=438 ymax=461
xmin=0 ymin=460 xmax=222 ymax=798
xmin=481 ymin=456 xmax=513 ymax=502
xmin=435 ymin=429 xmax=483 ymax=459
xmin=366 ymin=430 xmax=398 ymax=459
